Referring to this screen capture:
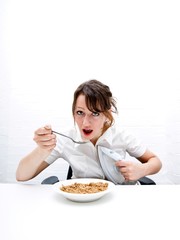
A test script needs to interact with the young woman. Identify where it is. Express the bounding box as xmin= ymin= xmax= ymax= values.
xmin=16 ymin=79 xmax=162 ymax=184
